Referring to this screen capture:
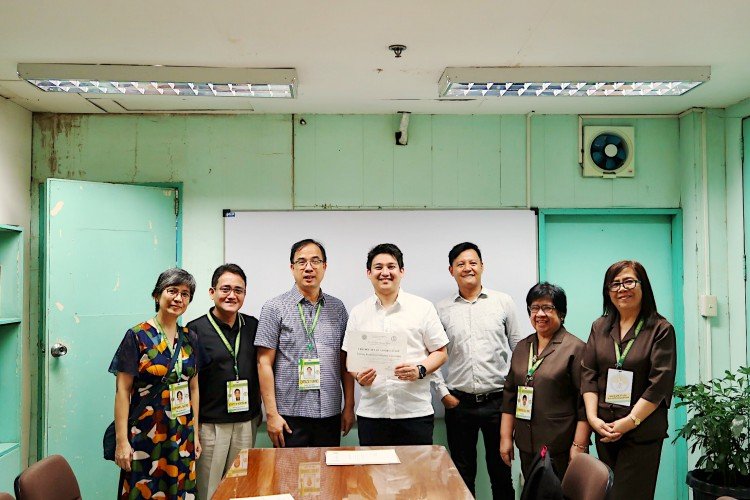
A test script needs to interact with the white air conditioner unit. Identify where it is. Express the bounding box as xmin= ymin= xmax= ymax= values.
xmin=582 ymin=126 xmax=635 ymax=178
